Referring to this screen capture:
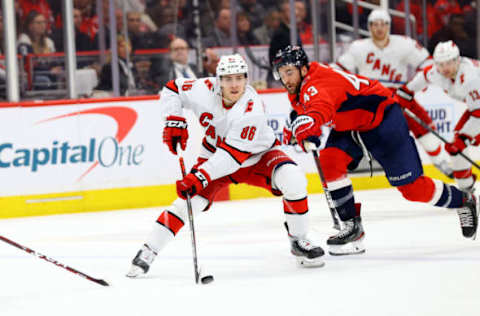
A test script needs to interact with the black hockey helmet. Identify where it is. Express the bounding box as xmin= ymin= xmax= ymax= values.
xmin=272 ymin=45 xmax=309 ymax=80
